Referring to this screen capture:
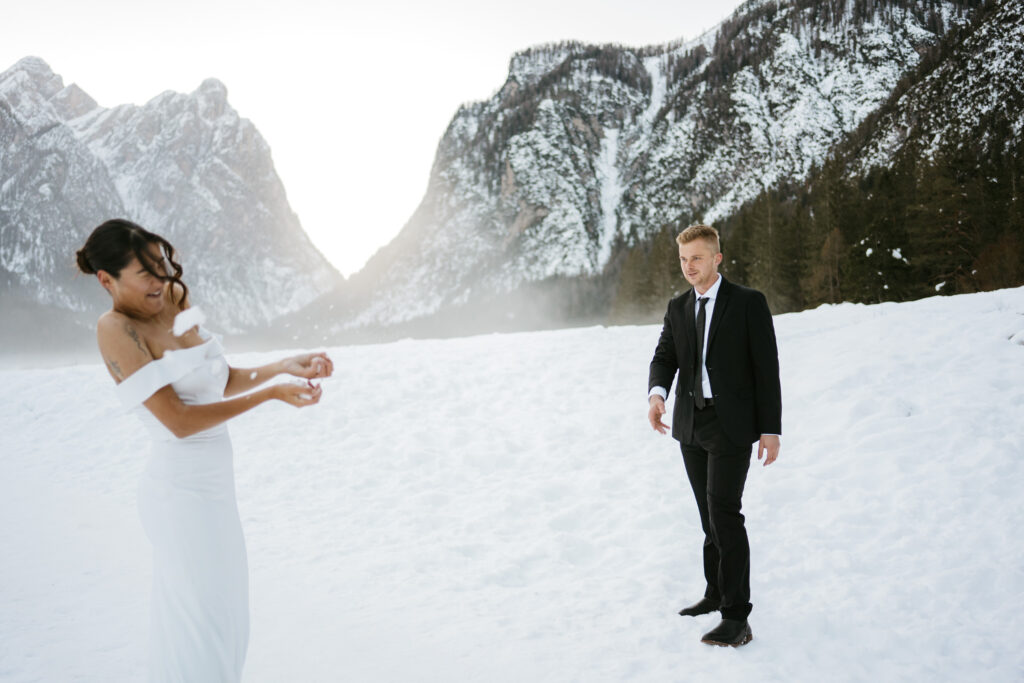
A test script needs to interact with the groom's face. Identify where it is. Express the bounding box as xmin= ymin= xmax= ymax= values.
xmin=678 ymin=239 xmax=722 ymax=292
